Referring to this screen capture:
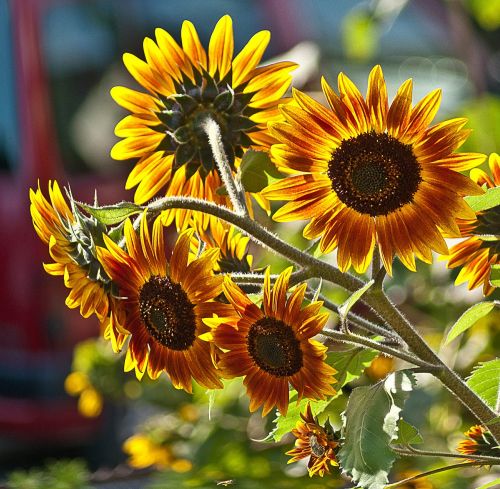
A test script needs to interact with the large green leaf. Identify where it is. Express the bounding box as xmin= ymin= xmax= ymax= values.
xmin=465 ymin=187 xmax=500 ymax=212
xmin=490 ymin=265 xmax=500 ymax=287
xmin=327 ymin=346 xmax=378 ymax=387
xmin=466 ymin=359 xmax=500 ymax=411
xmin=80 ymin=201 xmax=143 ymax=225
xmin=393 ymin=419 xmax=423 ymax=445
xmin=445 ymin=301 xmax=498 ymax=345
xmin=338 ymin=370 xmax=416 ymax=489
